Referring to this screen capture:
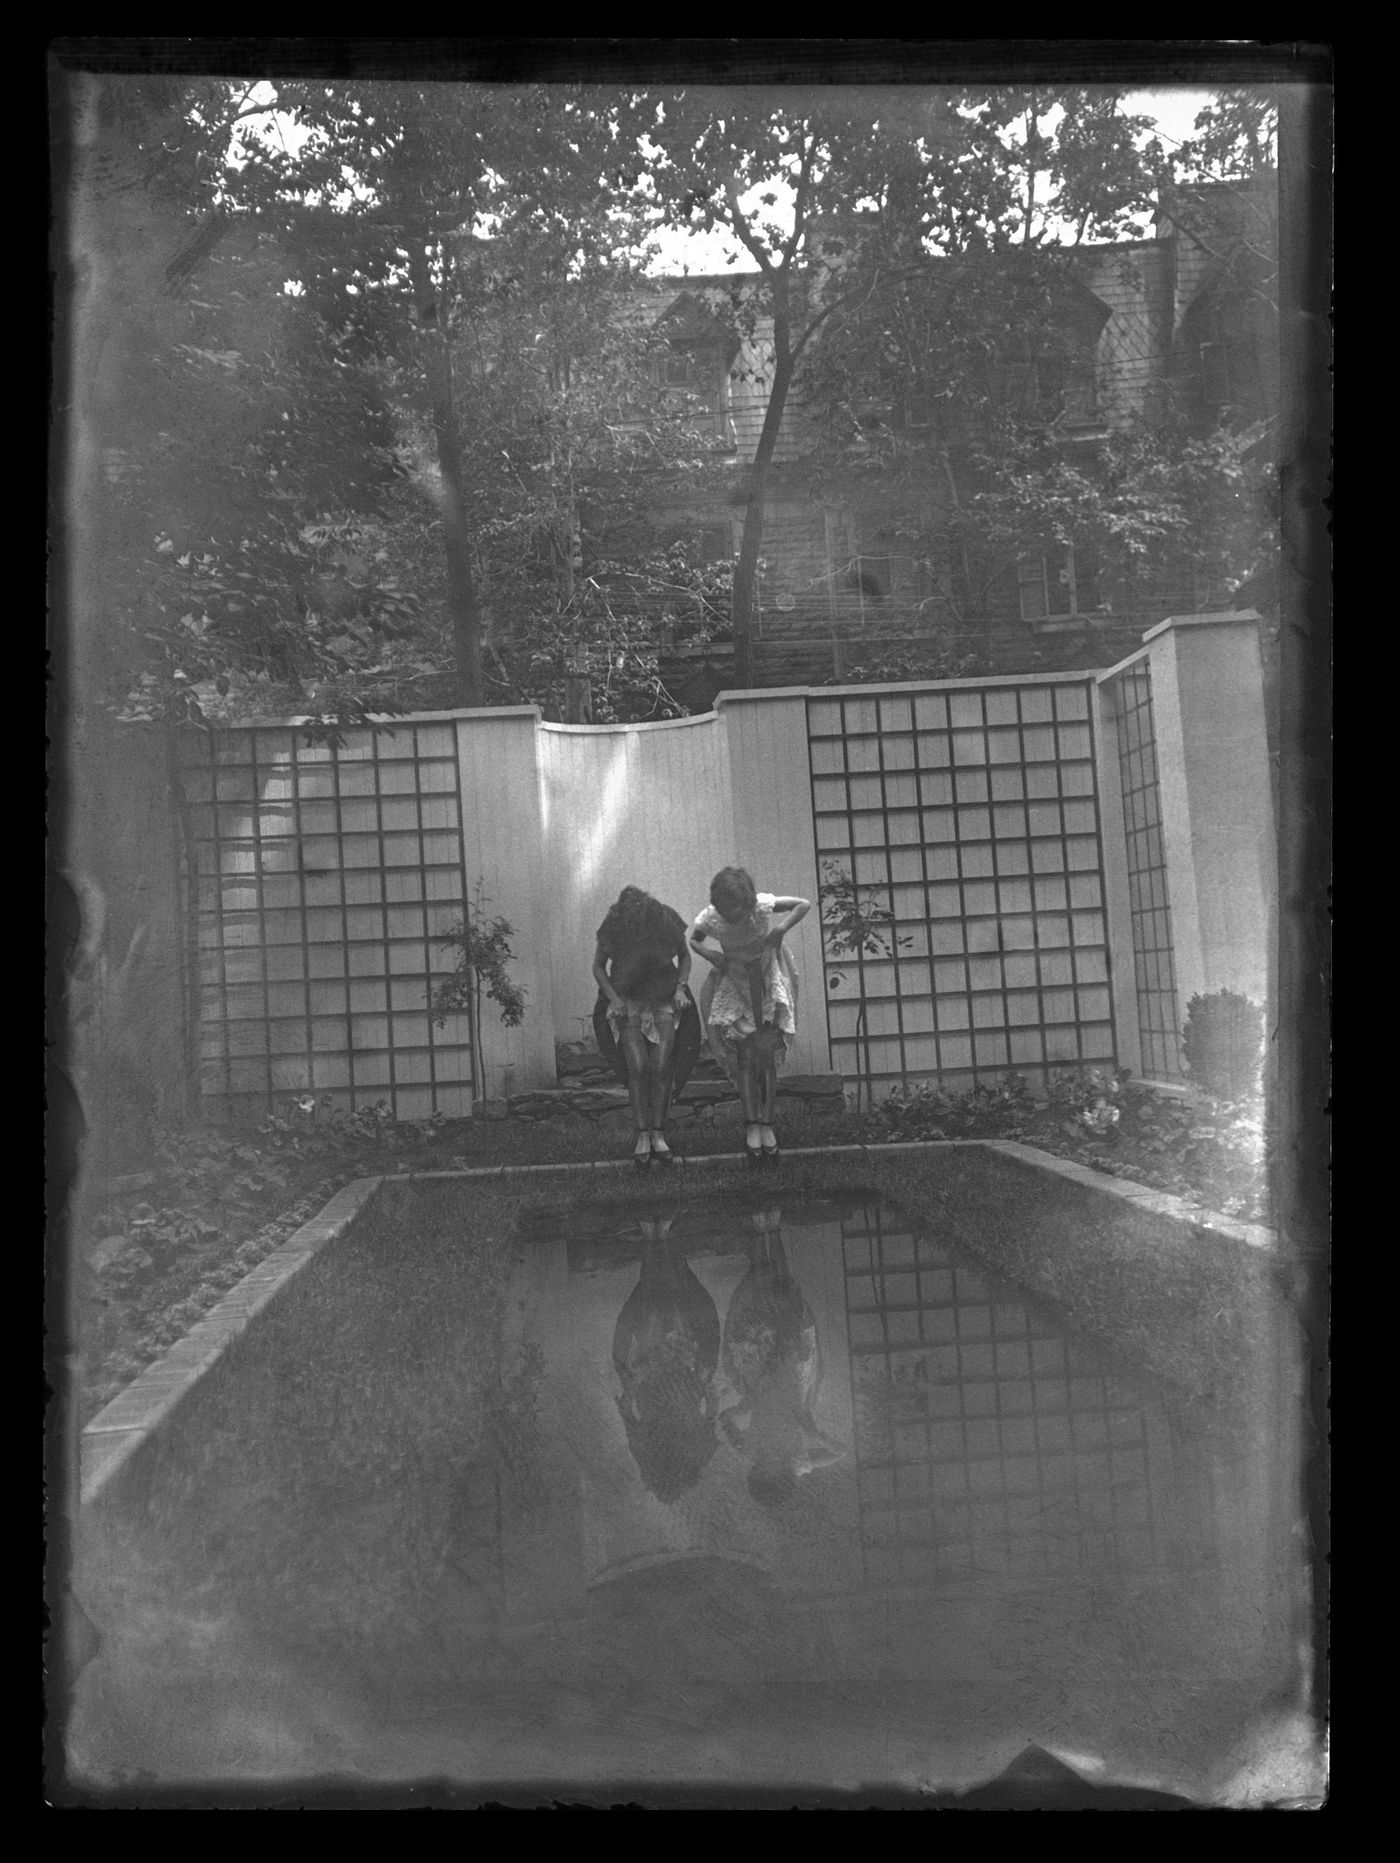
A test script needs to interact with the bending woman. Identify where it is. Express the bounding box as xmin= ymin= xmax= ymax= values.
xmin=689 ymin=866 xmax=811 ymax=1167
xmin=592 ymin=886 xmax=700 ymax=1168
